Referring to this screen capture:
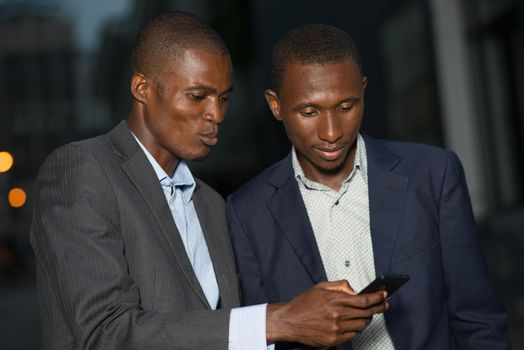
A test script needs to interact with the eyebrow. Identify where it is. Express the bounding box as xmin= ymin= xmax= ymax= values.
xmin=292 ymin=97 xmax=360 ymax=111
xmin=187 ymin=85 xmax=234 ymax=95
